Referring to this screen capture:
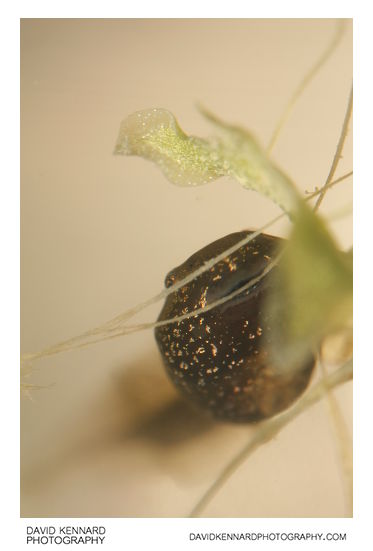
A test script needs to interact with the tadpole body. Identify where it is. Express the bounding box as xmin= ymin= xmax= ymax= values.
xmin=155 ymin=231 xmax=316 ymax=423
